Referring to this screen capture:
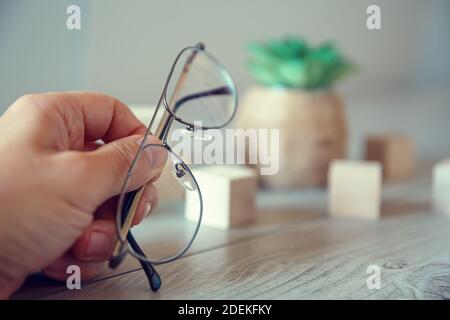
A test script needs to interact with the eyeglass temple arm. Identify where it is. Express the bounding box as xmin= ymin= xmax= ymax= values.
xmin=109 ymin=190 xmax=161 ymax=292
xmin=128 ymin=233 xmax=161 ymax=291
